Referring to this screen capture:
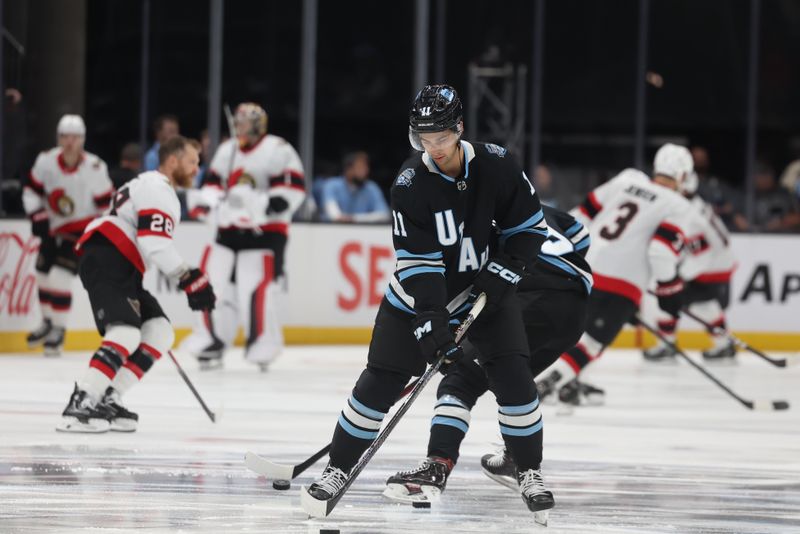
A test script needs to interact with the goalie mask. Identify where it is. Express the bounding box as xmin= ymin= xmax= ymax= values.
xmin=235 ymin=103 xmax=268 ymax=141
xmin=408 ymin=84 xmax=463 ymax=152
